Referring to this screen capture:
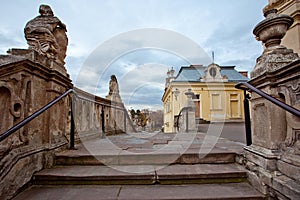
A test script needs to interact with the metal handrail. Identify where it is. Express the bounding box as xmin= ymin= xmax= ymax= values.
xmin=236 ymin=82 xmax=300 ymax=117
xmin=0 ymin=89 xmax=75 ymax=147
xmin=235 ymin=82 xmax=300 ymax=146
xmin=175 ymin=106 xmax=193 ymax=132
